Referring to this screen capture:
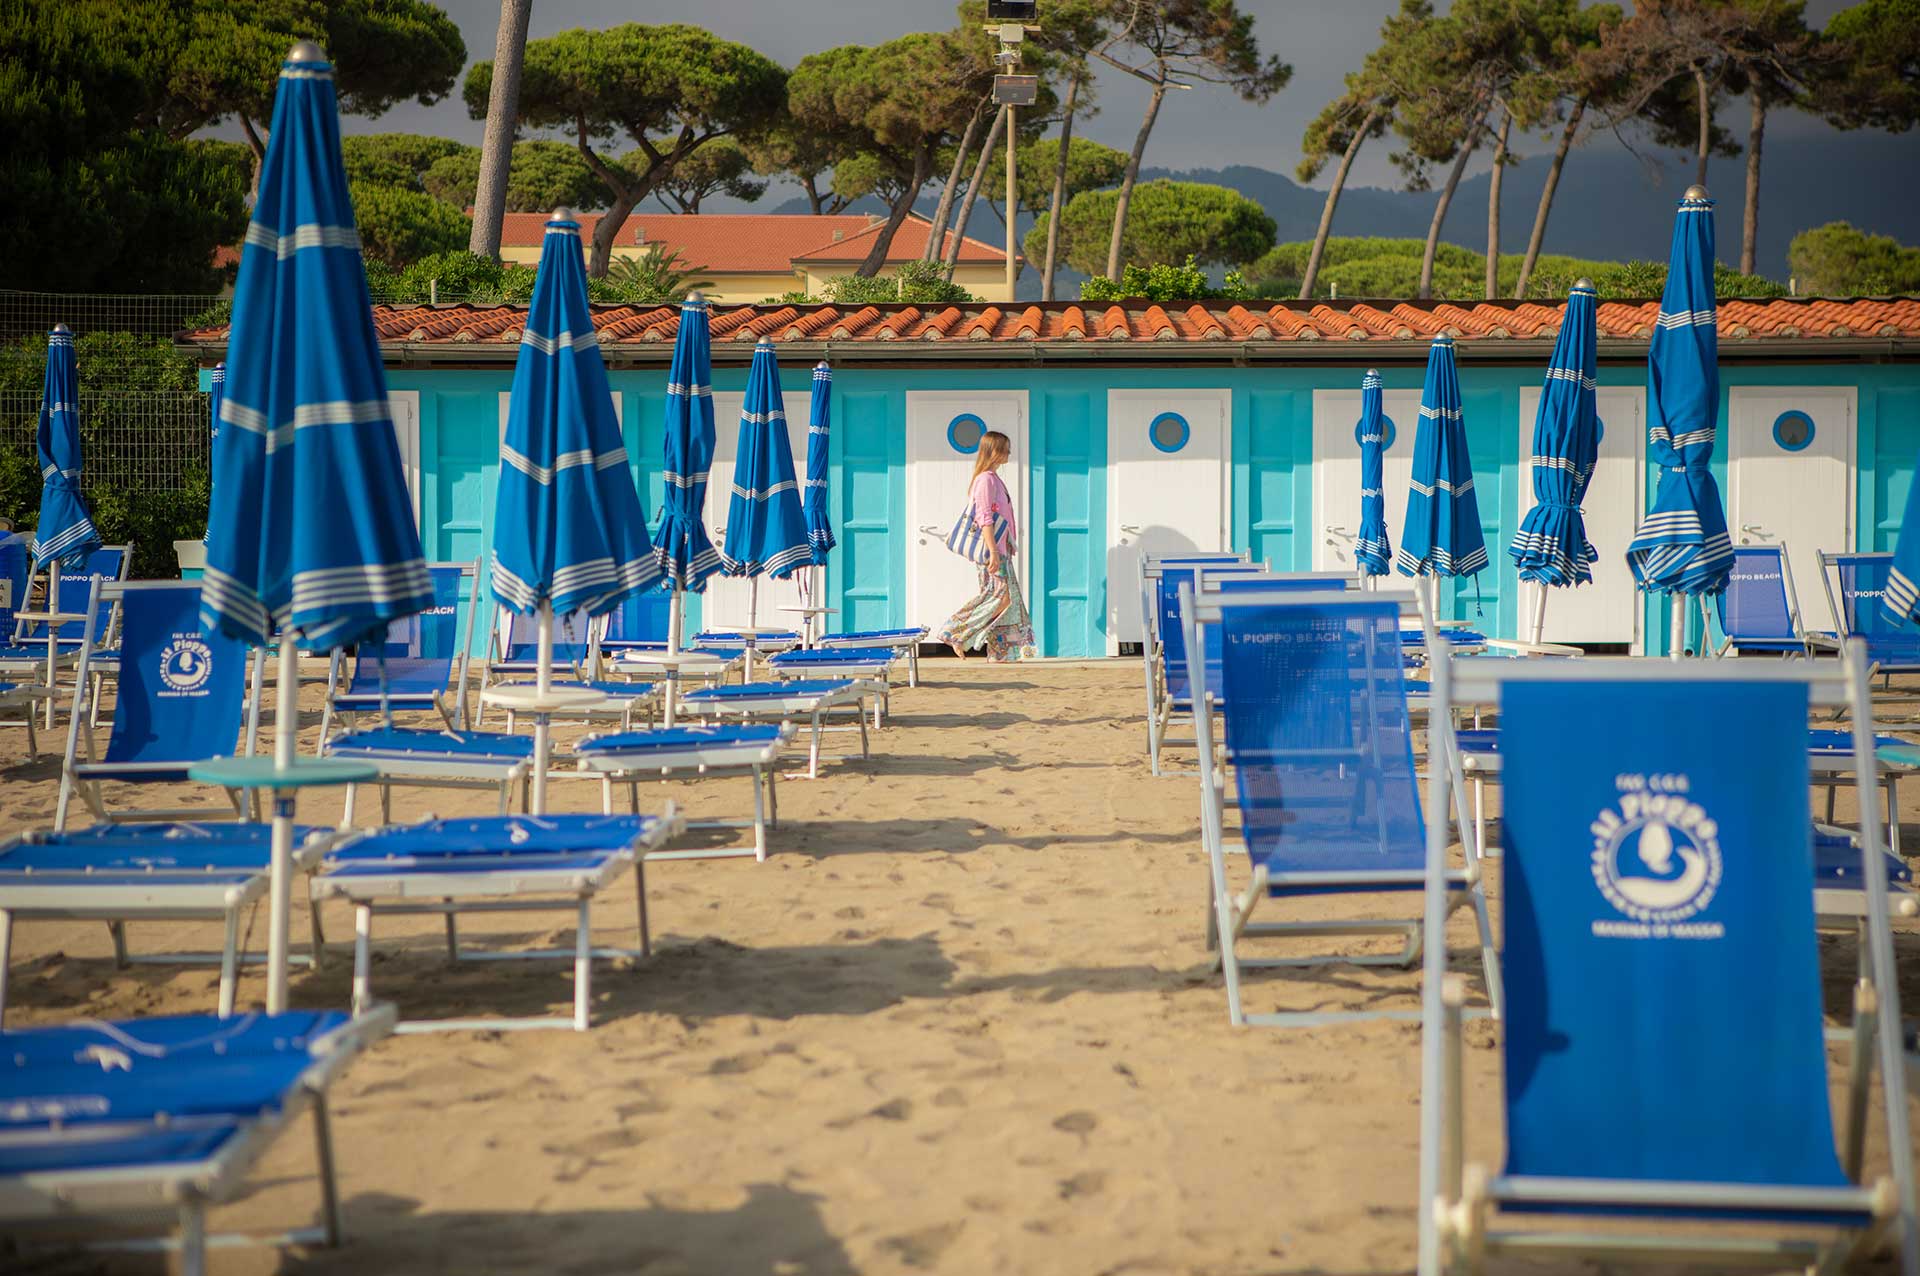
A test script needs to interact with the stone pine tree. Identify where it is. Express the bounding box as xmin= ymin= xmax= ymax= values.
xmin=1092 ymin=0 xmax=1290 ymax=281
xmin=469 ymin=0 xmax=530 ymax=261
xmin=464 ymin=24 xmax=787 ymax=277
